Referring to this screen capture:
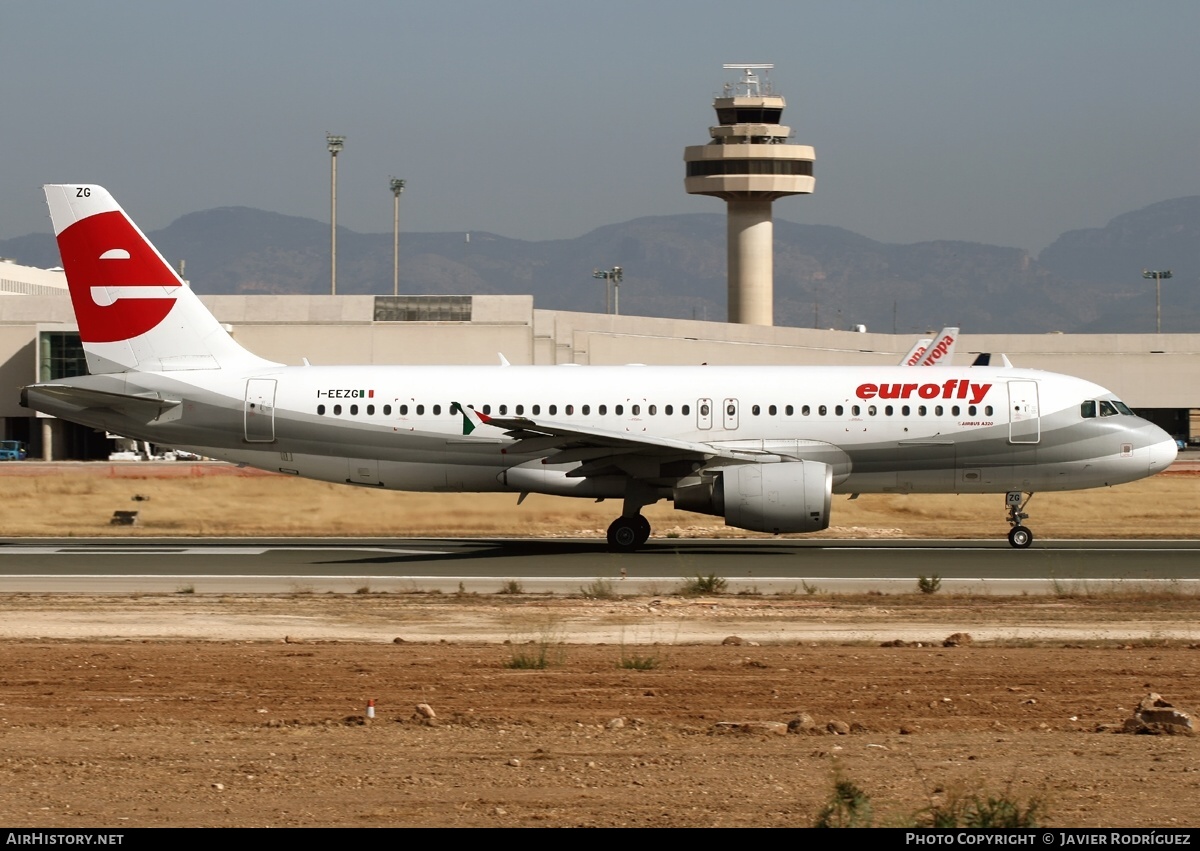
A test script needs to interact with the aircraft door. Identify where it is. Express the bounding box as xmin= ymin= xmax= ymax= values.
xmin=723 ymin=398 xmax=739 ymax=430
xmin=244 ymin=378 xmax=277 ymax=443
xmin=1007 ymin=380 xmax=1040 ymax=444
xmin=697 ymin=398 xmax=713 ymax=430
